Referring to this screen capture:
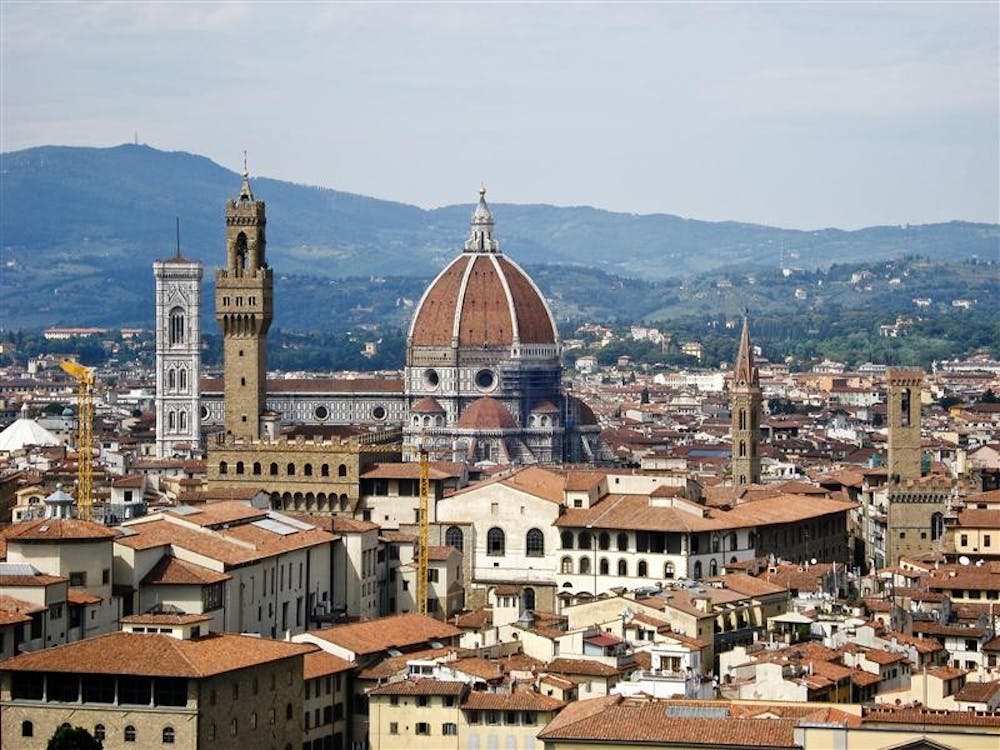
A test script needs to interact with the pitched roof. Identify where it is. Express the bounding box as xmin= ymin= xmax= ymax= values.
xmin=141 ymin=555 xmax=231 ymax=586
xmin=368 ymin=677 xmax=466 ymax=696
xmin=4 ymin=518 xmax=117 ymax=542
xmin=304 ymin=613 xmax=462 ymax=657
xmin=0 ymin=632 xmax=312 ymax=678
xmin=303 ymin=649 xmax=354 ymax=680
